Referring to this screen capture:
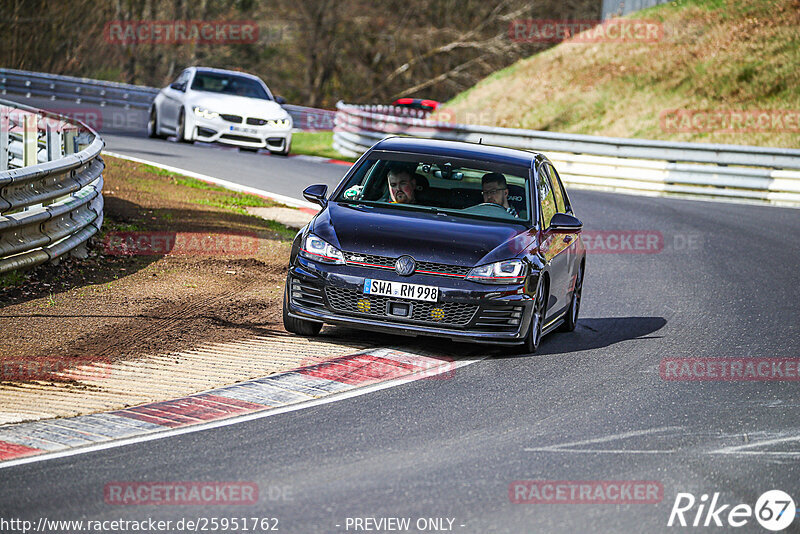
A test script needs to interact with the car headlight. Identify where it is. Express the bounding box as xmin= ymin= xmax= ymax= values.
xmin=193 ymin=106 xmax=219 ymax=120
xmin=266 ymin=118 xmax=291 ymax=128
xmin=299 ymin=234 xmax=345 ymax=264
xmin=466 ymin=259 xmax=526 ymax=284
